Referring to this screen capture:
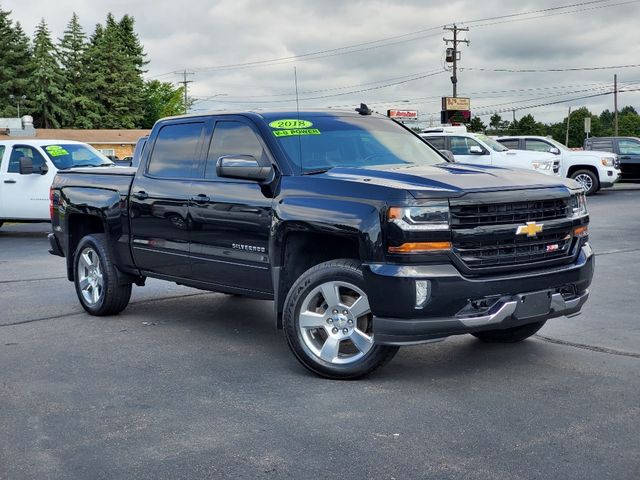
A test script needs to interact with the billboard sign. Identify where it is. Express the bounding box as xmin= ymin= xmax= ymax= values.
xmin=442 ymin=97 xmax=471 ymax=111
xmin=387 ymin=109 xmax=418 ymax=121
